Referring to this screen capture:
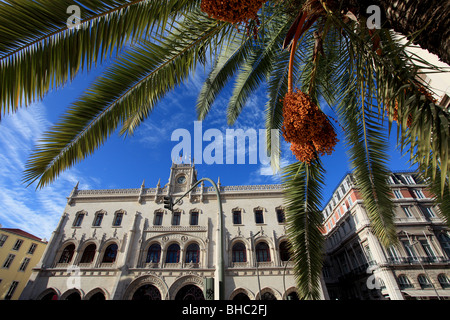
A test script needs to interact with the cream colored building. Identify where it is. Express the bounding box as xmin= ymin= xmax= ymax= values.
xmin=0 ymin=227 xmax=47 ymax=300
xmin=21 ymin=162 xmax=328 ymax=300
